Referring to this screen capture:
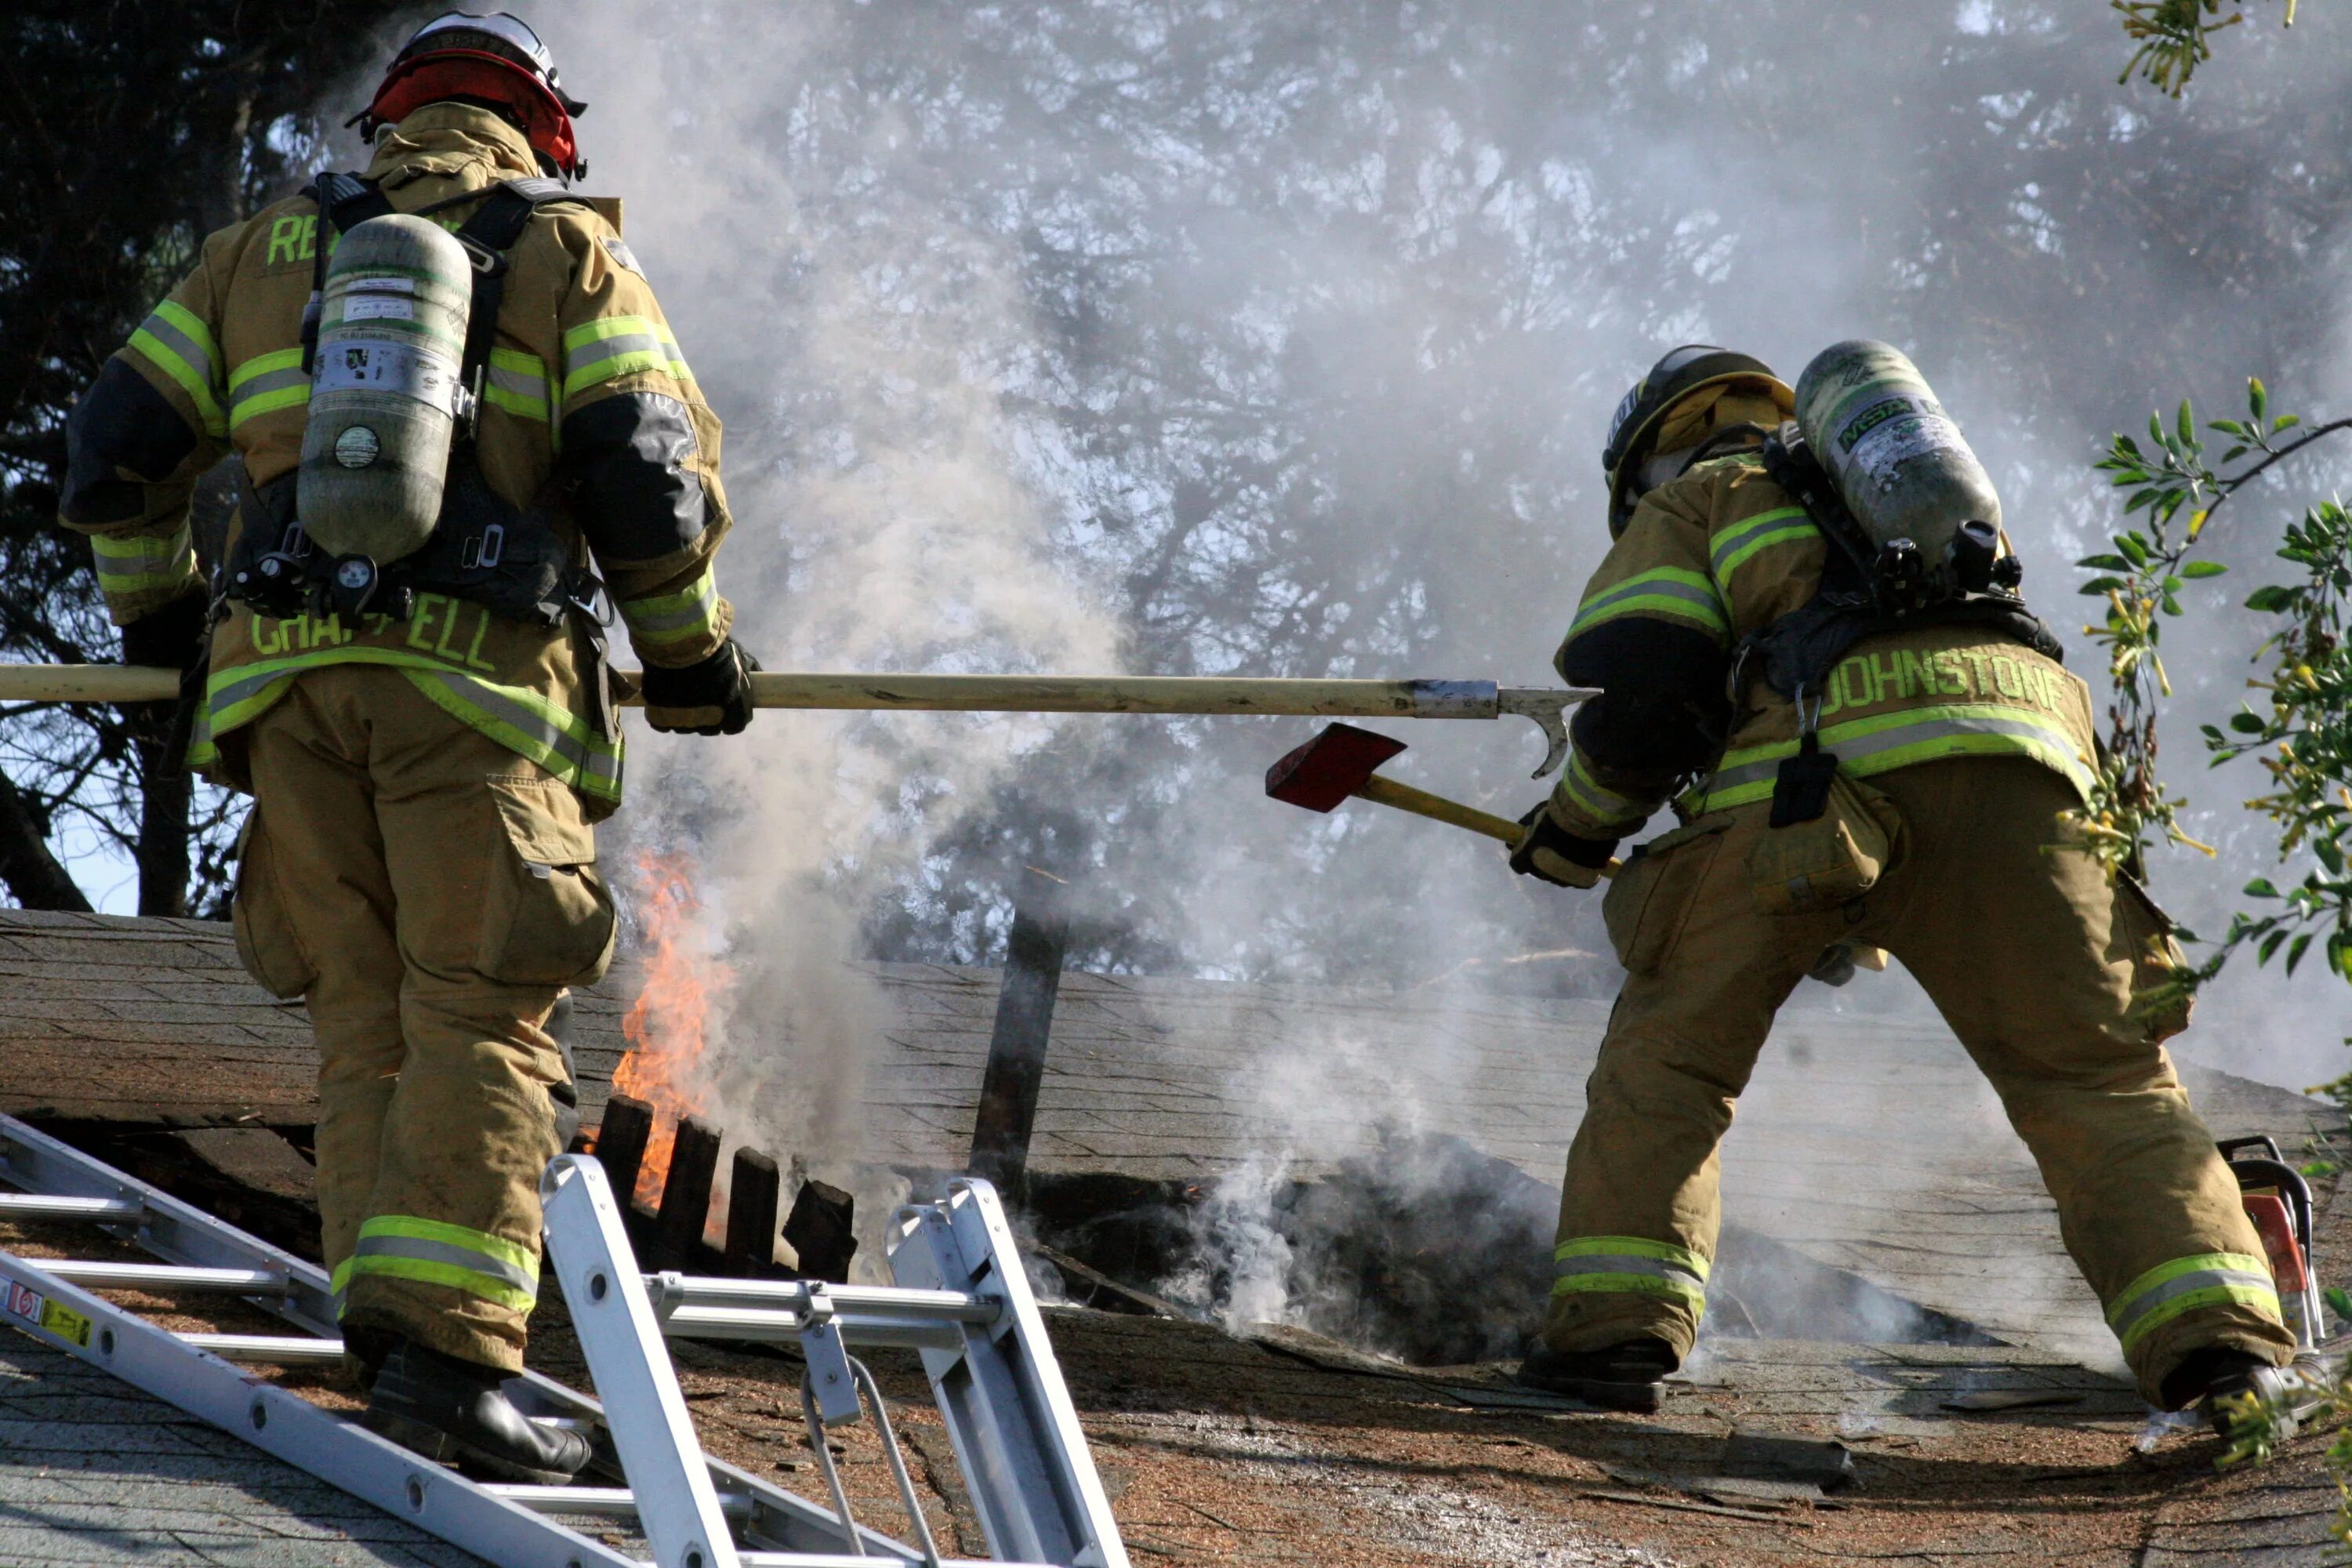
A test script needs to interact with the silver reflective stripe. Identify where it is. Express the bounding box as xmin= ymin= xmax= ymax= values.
xmin=139 ymin=310 xmax=216 ymax=387
xmin=2110 ymin=1265 xmax=2276 ymax=1341
xmin=1706 ymin=710 xmax=2076 ymax=796
xmin=1554 ymin=1254 xmax=1706 ymax=1289
xmin=486 ymin=361 xmax=549 ymax=411
xmin=349 ymin=1233 xmax=539 ymax=1300
xmin=565 ymin=331 xmax=666 ymax=375
xmin=230 ymin=363 xmax=309 ymax=409
xmin=412 ymin=667 xmax=622 ymax=797
xmin=1573 ymin=574 xmax=1724 ymax=630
